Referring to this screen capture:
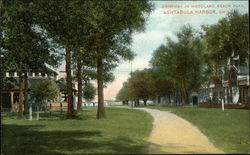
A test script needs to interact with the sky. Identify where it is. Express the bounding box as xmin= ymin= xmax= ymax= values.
xmin=57 ymin=1 xmax=248 ymax=101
